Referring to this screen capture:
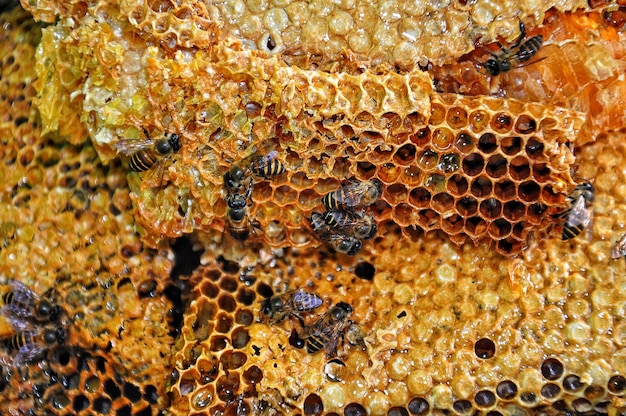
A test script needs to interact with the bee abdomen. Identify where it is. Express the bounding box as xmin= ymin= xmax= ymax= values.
xmin=306 ymin=336 xmax=325 ymax=354
xmin=562 ymin=224 xmax=583 ymax=240
xmin=321 ymin=192 xmax=340 ymax=210
xmin=253 ymin=159 xmax=285 ymax=178
xmin=129 ymin=151 xmax=156 ymax=172
xmin=518 ymin=36 xmax=543 ymax=62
